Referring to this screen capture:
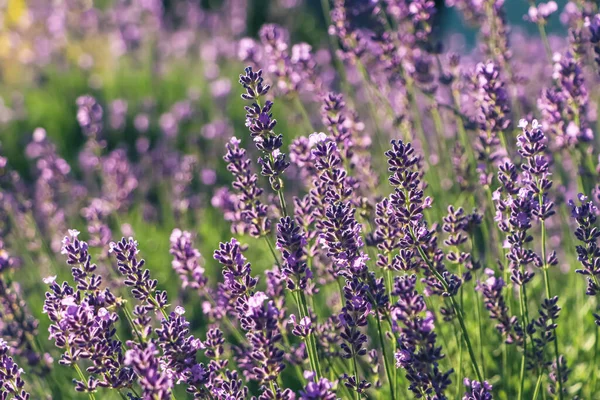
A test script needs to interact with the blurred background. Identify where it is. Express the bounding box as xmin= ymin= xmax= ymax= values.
xmin=0 ymin=0 xmax=568 ymax=177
